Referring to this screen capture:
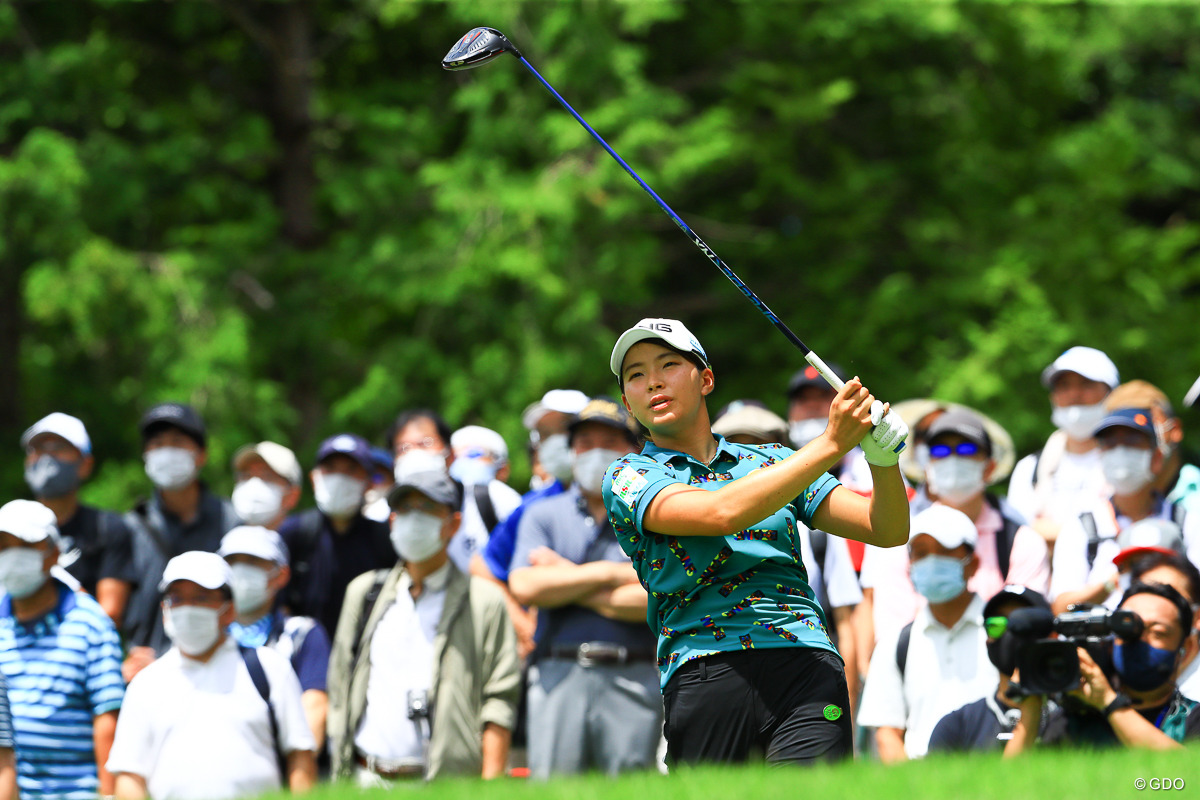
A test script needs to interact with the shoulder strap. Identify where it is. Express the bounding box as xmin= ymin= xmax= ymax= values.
xmin=1080 ymin=511 xmax=1101 ymax=570
xmin=896 ymin=621 xmax=914 ymax=679
xmin=988 ymin=496 xmax=1019 ymax=580
xmin=238 ymin=646 xmax=288 ymax=783
xmin=1030 ymin=450 xmax=1043 ymax=488
xmin=130 ymin=500 xmax=176 ymax=559
xmin=474 ymin=483 xmax=499 ymax=534
xmin=1172 ymin=500 xmax=1188 ymax=530
xmin=348 ymin=570 xmax=390 ymax=677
